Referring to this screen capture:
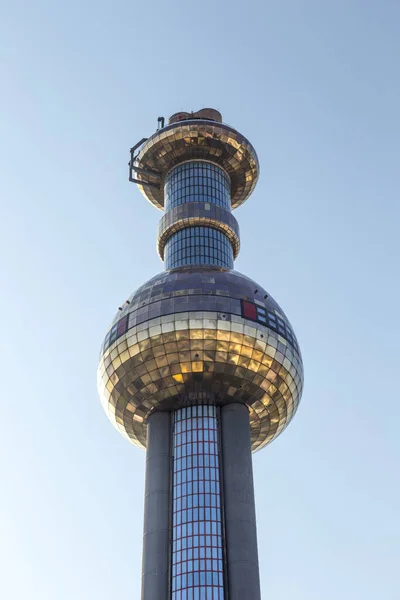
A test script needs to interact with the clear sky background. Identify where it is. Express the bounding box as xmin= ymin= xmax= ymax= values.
xmin=1 ymin=1 xmax=399 ymax=598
